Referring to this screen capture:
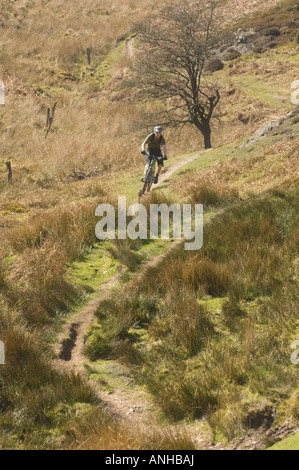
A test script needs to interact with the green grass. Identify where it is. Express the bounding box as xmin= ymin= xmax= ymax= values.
xmin=267 ymin=431 xmax=299 ymax=450
xmin=110 ymin=151 xmax=192 ymax=203
xmin=85 ymin=184 xmax=299 ymax=440
xmin=156 ymin=145 xmax=237 ymax=193
xmin=67 ymin=241 xmax=119 ymax=294
xmin=79 ymin=37 xmax=129 ymax=90
xmin=0 ymin=0 xmax=298 ymax=450
xmin=230 ymin=74 xmax=292 ymax=108
xmin=84 ymin=359 xmax=136 ymax=393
